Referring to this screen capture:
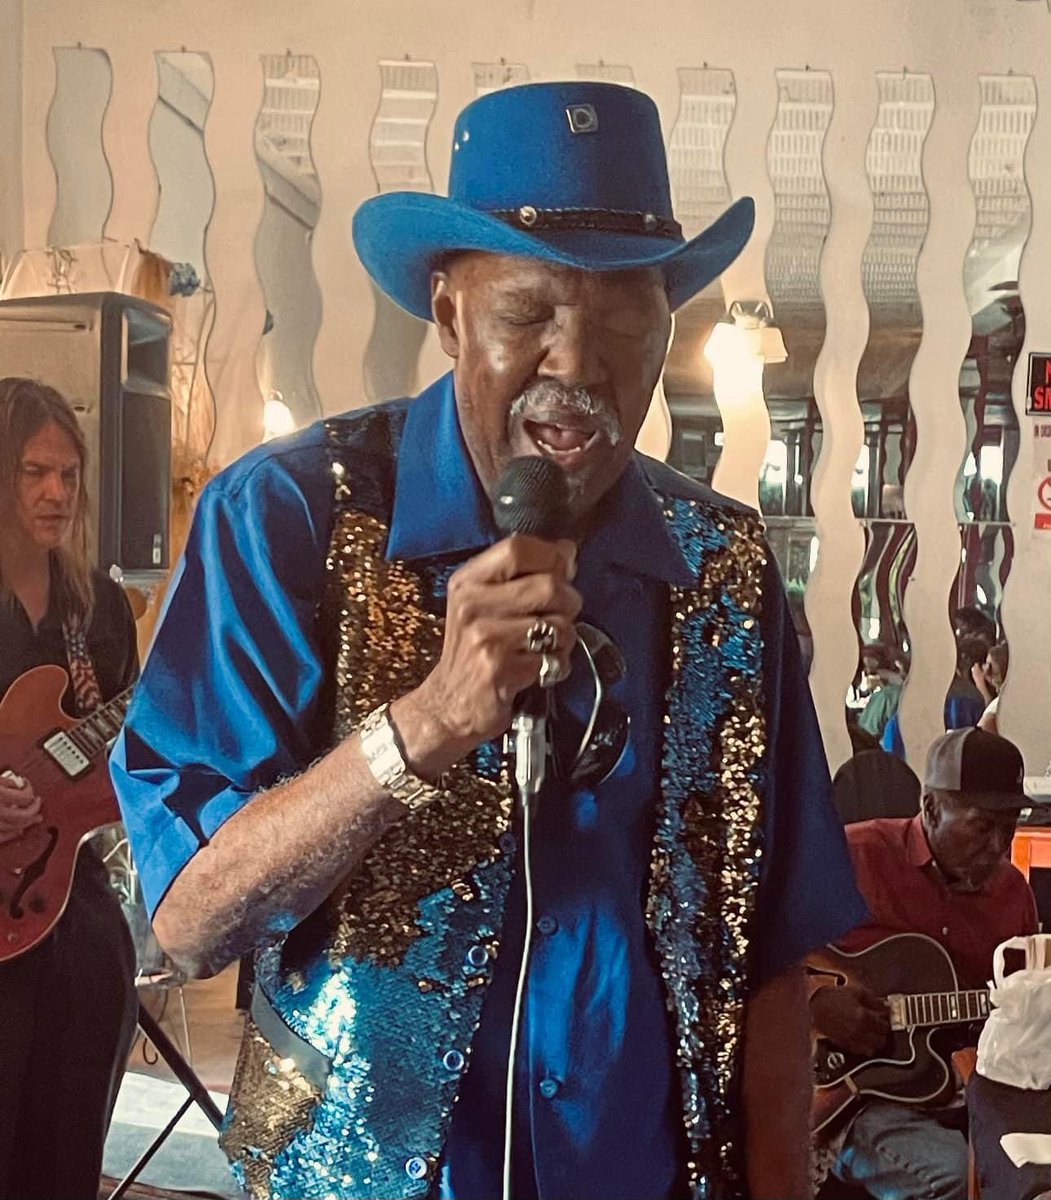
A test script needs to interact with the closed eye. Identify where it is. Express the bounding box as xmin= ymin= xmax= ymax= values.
xmin=498 ymin=308 xmax=551 ymax=326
